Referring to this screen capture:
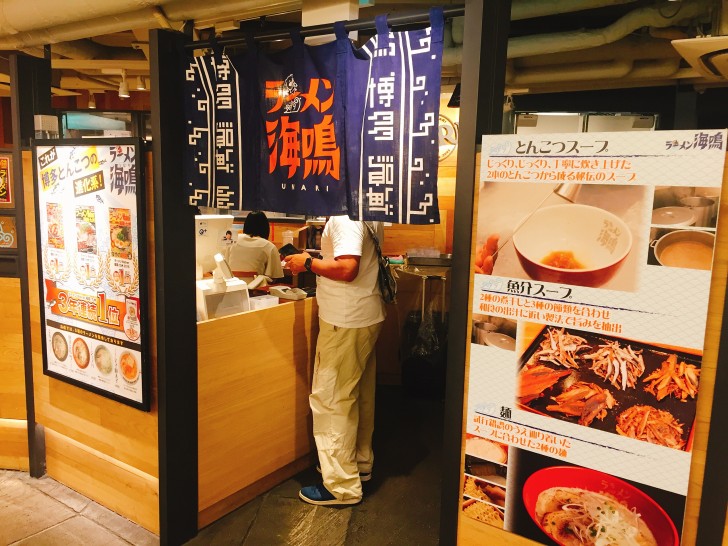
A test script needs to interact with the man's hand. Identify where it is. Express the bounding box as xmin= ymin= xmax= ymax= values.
xmin=475 ymin=234 xmax=499 ymax=275
xmin=284 ymin=252 xmax=312 ymax=275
